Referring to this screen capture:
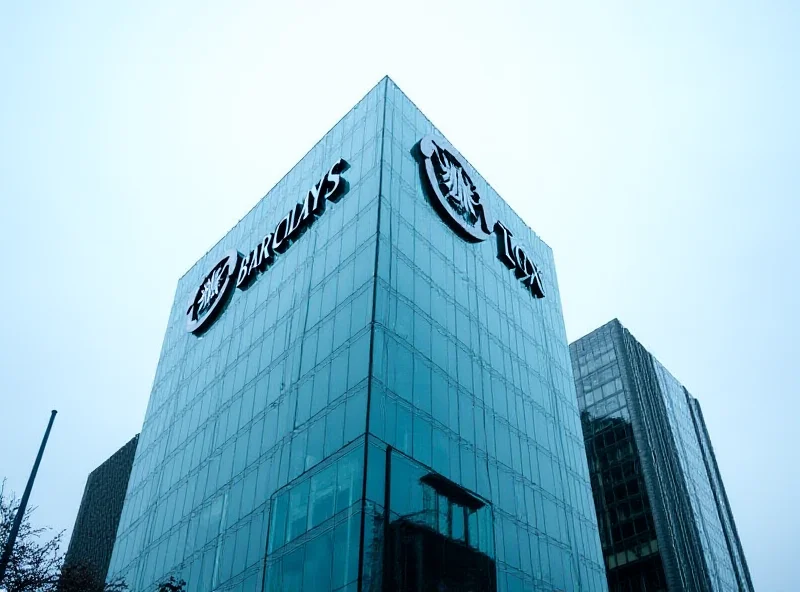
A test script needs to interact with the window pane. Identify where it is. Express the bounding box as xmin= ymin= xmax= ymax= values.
xmin=282 ymin=546 xmax=305 ymax=592
xmin=309 ymin=466 xmax=336 ymax=529
xmin=287 ymin=480 xmax=310 ymax=543
xmin=336 ymin=448 xmax=363 ymax=513
xmin=268 ymin=492 xmax=288 ymax=553
xmin=264 ymin=561 xmax=282 ymax=592
xmin=365 ymin=443 xmax=386 ymax=504
xmin=303 ymin=531 xmax=333 ymax=592
xmin=331 ymin=515 xmax=360 ymax=588
xmin=453 ymin=505 xmax=465 ymax=542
